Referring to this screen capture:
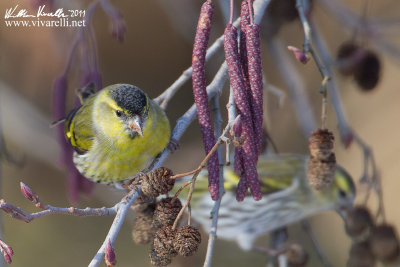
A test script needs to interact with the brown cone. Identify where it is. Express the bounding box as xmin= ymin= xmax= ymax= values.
xmin=308 ymin=128 xmax=335 ymax=161
xmin=285 ymin=242 xmax=308 ymax=267
xmin=308 ymin=128 xmax=336 ymax=190
xmin=369 ymin=224 xmax=400 ymax=262
xmin=153 ymin=226 xmax=177 ymax=256
xmin=132 ymin=204 xmax=156 ymax=245
xmin=153 ymin=197 xmax=182 ymax=229
xmin=173 ymin=225 xmax=202 ymax=257
xmin=354 ymin=51 xmax=381 ymax=91
xmin=347 ymin=241 xmax=375 ymax=267
xmin=336 ymin=42 xmax=362 ymax=76
xmin=345 ymin=206 xmax=374 ymax=238
xmin=149 ymin=249 xmax=172 ymax=267
xmin=141 ymin=167 xmax=175 ymax=198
